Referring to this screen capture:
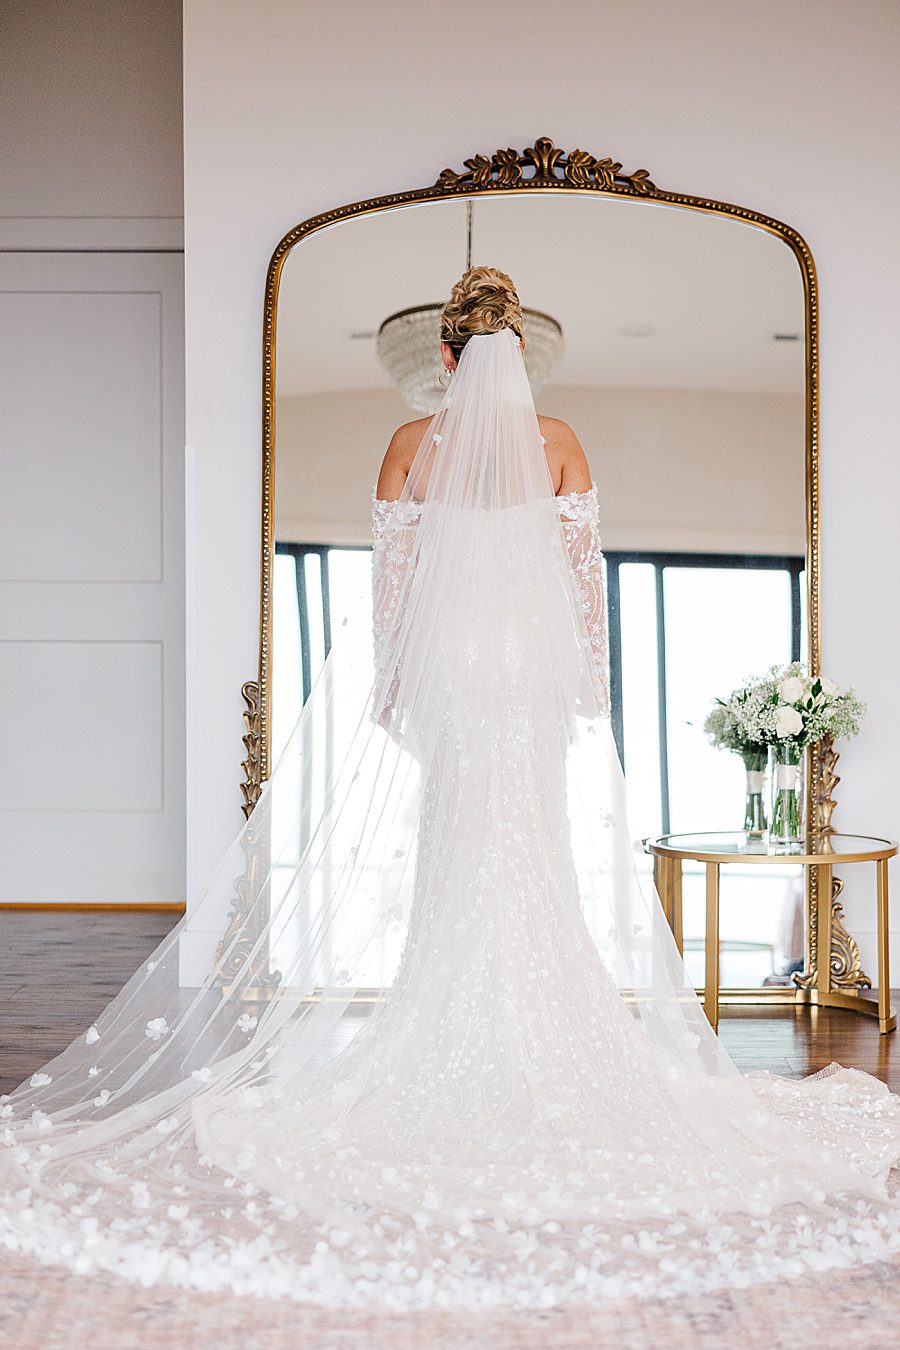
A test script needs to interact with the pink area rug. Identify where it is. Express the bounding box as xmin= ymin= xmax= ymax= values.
xmin=3 ymin=1252 xmax=900 ymax=1349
